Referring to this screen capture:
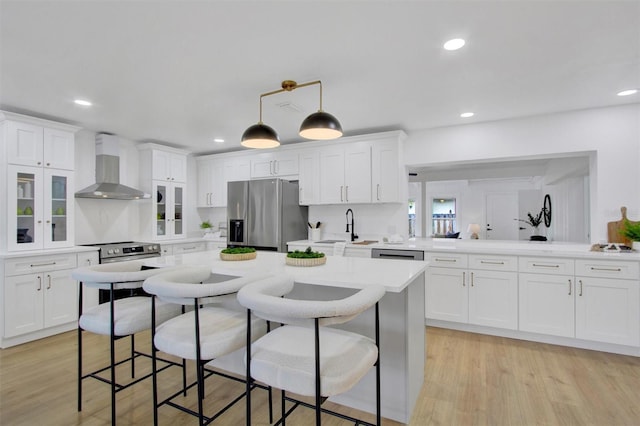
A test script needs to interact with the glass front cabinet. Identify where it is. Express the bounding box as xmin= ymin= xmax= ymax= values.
xmin=153 ymin=181 xmax=185 ymax=240
xmin=8 ymin=165 xmax=74 ymax=251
